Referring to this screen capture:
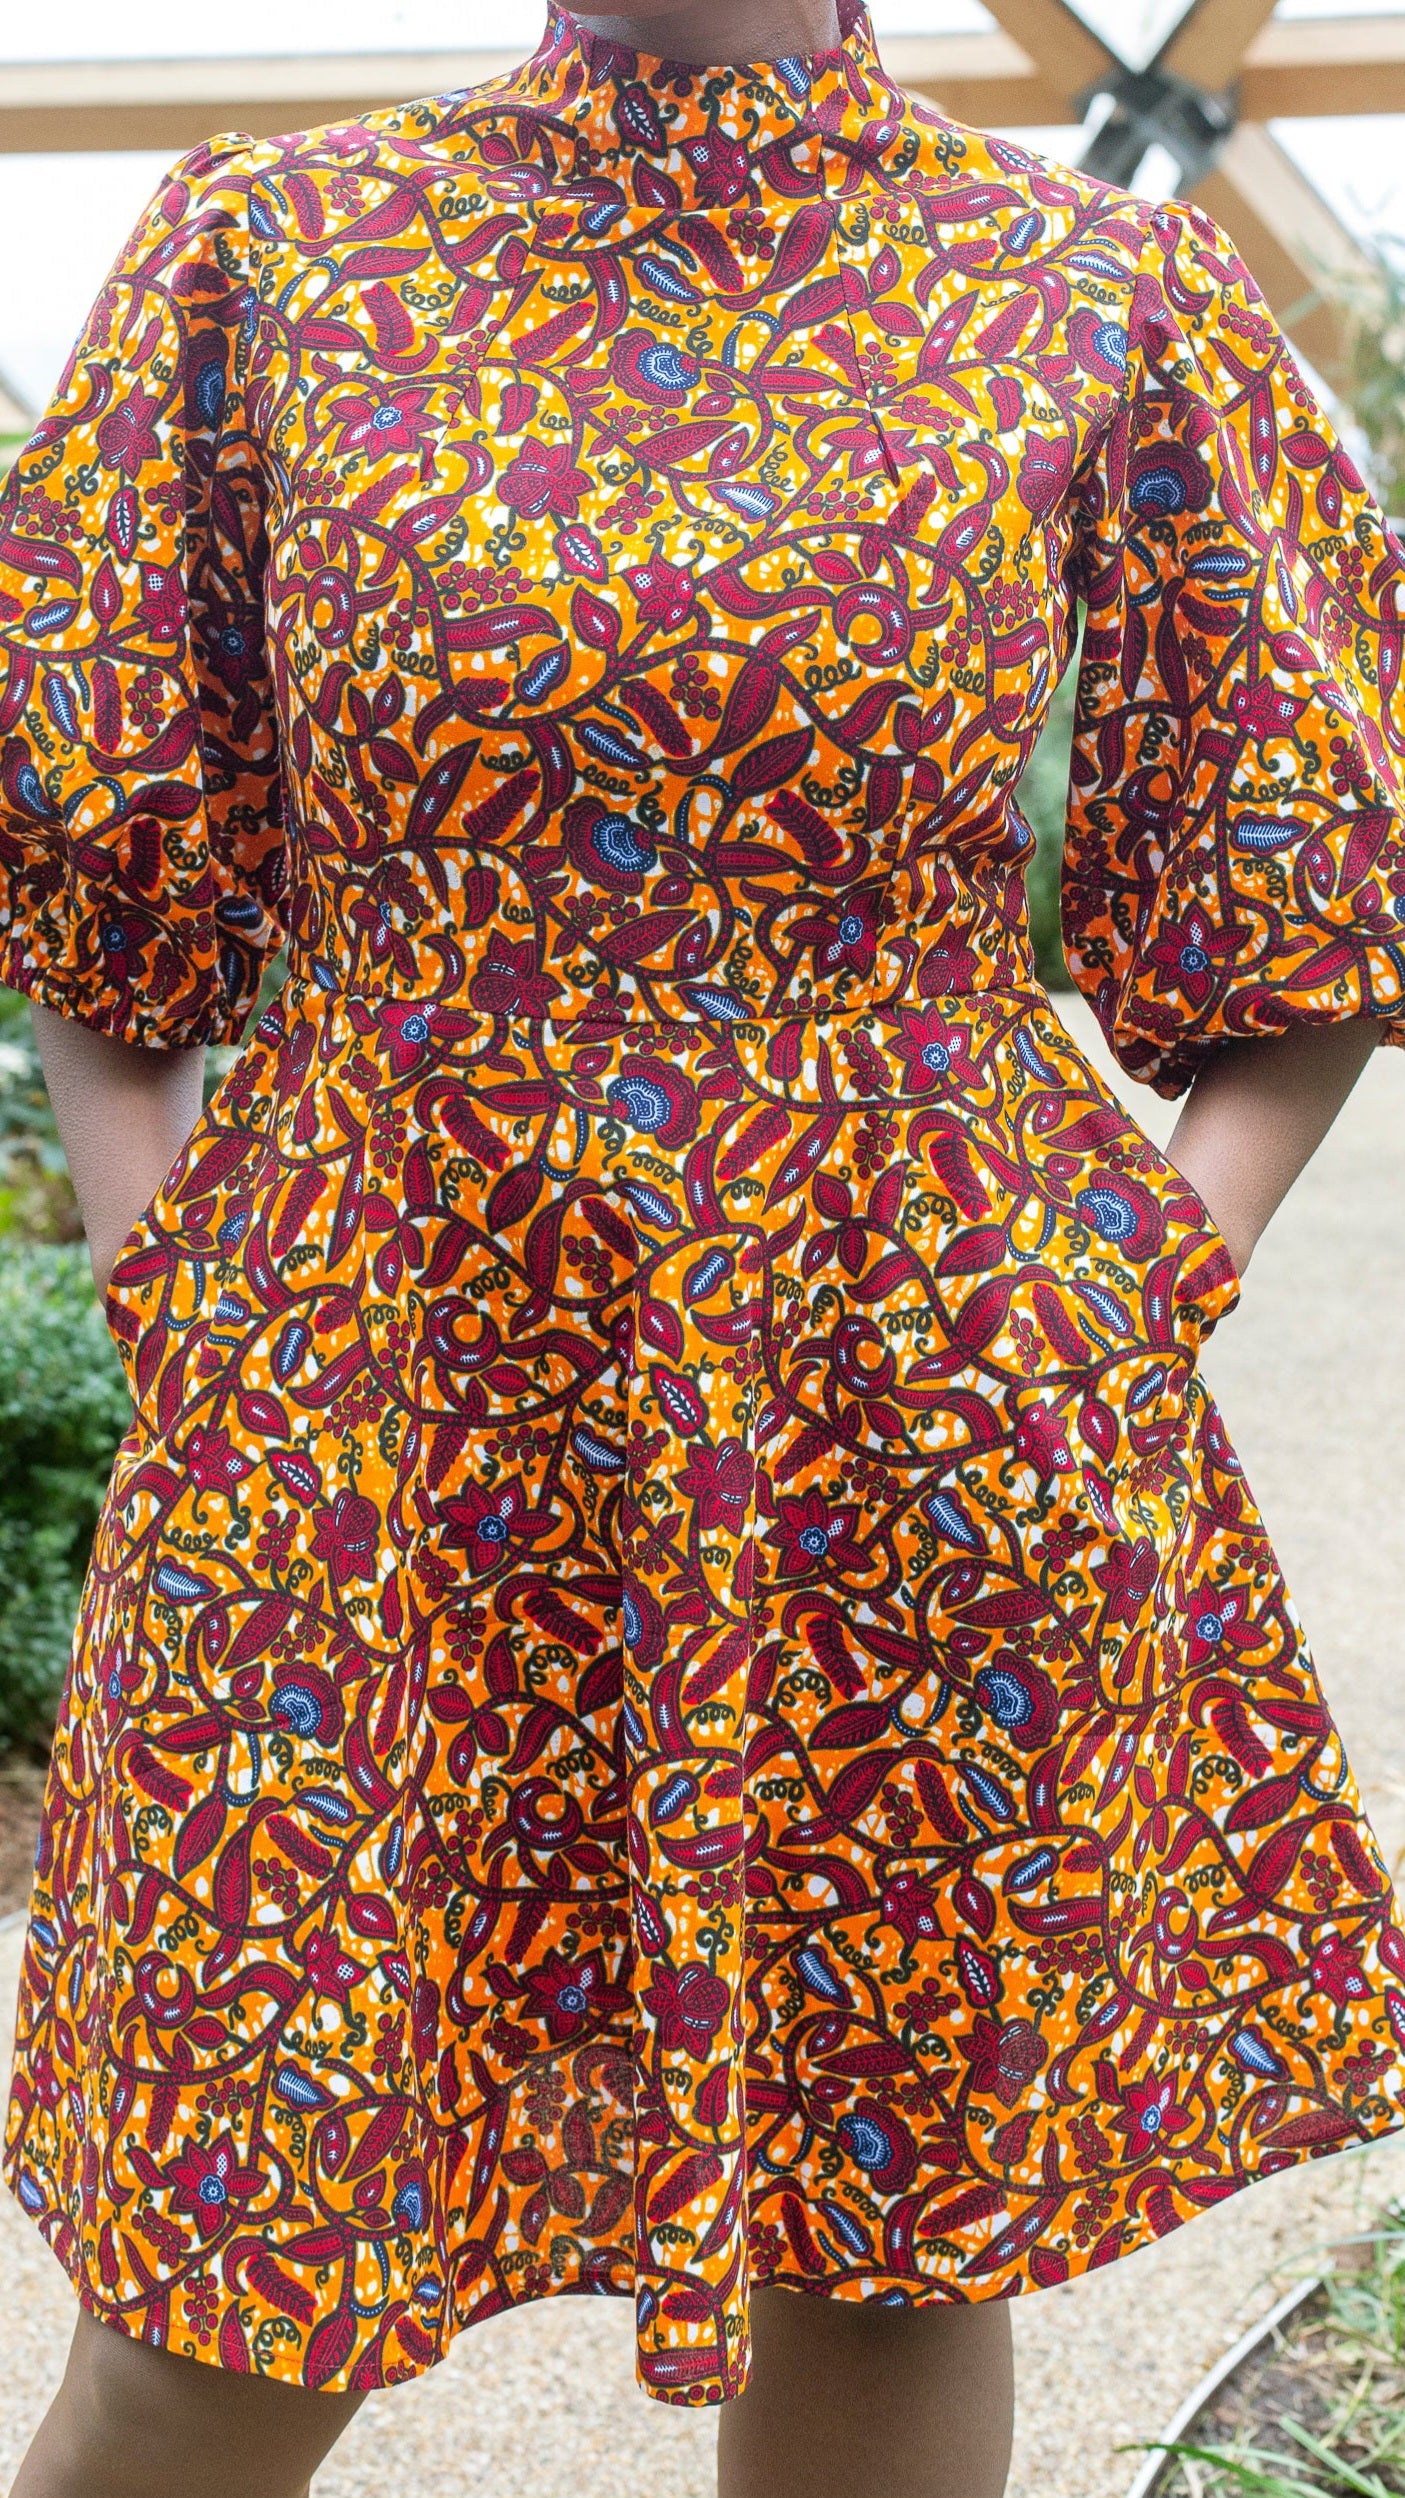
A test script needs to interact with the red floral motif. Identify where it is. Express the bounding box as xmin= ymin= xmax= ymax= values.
xmin=889 ymin=1010 xmax=974 ymax=1098
xmin=1017 ymin=432 xmax=1072 ymax=519
xmin=791 ymin=888 xmax=883 ymax=979
xmin=623 ymin=558 xmax=695 ymax=630
xmin=1108 ymin=2071 xmax=1192 ymax=2158
xmin=960 ymin=2016 xmax=1049 ymax=2108
xmin=518 ymin=1948 xmax=632 ymax=2044
xmin=1312 ymin=1932 xmax=1372 ymax=2008
xmin=1143 ymin=902 xmax=1247 ymax=1011
xmin=836 ymin=2098 xmax=919 ymax=2193
xmin=499 ymin=439 xmax=591 ymax=520
xmin=374 ymin=1000 xmax=472 ymax=1075
xmin=165 ymin=2135 xmax=264 ymax=2240
xmin=133 ymin=563 xmax=186 ymax=642
xmin=1013 ymin=1402 xmax=1074 ymax=1481
xmin=303 ymin=1928 xmax=364 ymax=2006
xmin=438 ymin=1477 xmax=554 ymax=1576
xmin=973 ymin=1657 xmax=1059 ymax=1751
xmin=1093 ymin=1535 xmax=1159 ymax=1624
xmin=95 ymin=385 xmax=161 ymax=477
xmin=680 ymin=127 xmax=750 ymax=206
xmin=605 ymin=1054 xmax=700 ymax=1150
xmin=468 ymin=936 xmax=562 ymax=1019
xmin=270 ymin=1659 xmax=344 ymax=1746
xmin=183 ymin=1424 xmax=251 ymax=1496
xmin=882 ymin=1870 xmax=942 ymax=1945
xmin=1185 ymin=1582 xmax=1258 ymax=1668
xmin=309 ymin=1489 xmax=379 ymax=1586
xmin=674 ymin=1438 xmax=754 ymax=1533
xmin=765 ymin=1489 xmax=869 ymax=1581
xmin=641 ymin=1961 xmax=730 ymax=2057
xmin=329 ymin=383 xmax=438 ymax=465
